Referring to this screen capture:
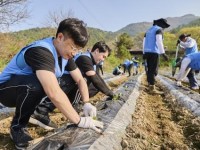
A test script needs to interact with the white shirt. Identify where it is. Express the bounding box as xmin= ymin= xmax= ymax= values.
xmin=179 ymin=37 xmax=196 ymax=49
